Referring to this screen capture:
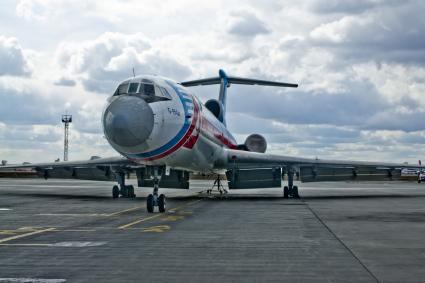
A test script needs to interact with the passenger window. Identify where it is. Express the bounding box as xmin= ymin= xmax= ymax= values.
xmin=128 ymin=83 xmax=139 ymax=94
